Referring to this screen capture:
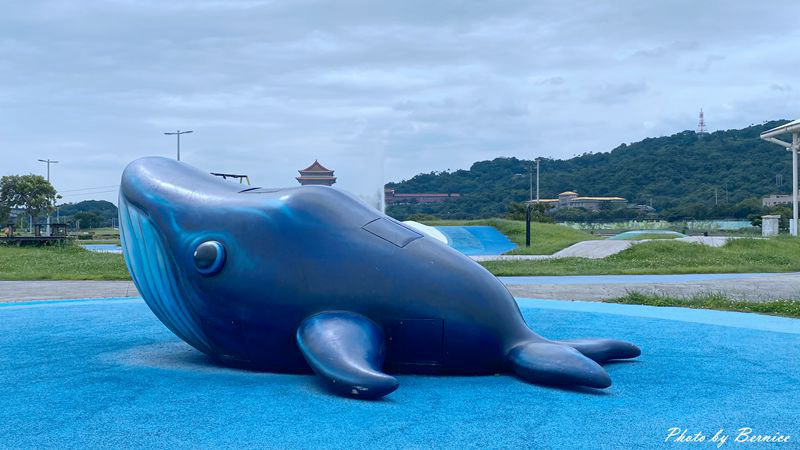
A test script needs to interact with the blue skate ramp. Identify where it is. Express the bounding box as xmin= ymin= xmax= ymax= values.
xmin=435 ymin=225 xmax=516 ymax=255
xmin=1 ymin=297 xmax=798 ymax=449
